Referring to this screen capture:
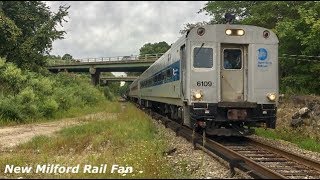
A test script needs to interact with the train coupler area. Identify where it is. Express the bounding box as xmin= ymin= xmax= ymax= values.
xmin=227 ymin=109 xmax=247 ymax=120
xmin=196 ymin=121 xmax=206 ymax=128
